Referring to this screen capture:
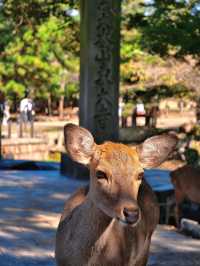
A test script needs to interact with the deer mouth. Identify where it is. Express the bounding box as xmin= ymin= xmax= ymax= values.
xmin=115 ymin=206 xmax=141 ymax=227
xmin=116 ymin=213 xmax=141 ymax=227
